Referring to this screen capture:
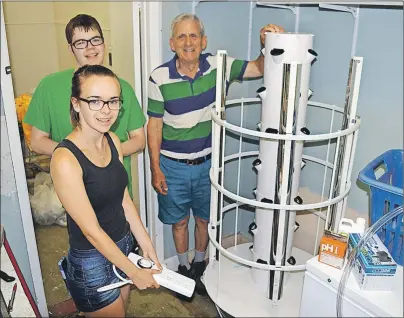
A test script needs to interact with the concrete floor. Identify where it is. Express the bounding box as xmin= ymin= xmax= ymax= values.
xmin=35 ymin=224 xmax=218 ymax=317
